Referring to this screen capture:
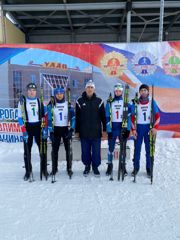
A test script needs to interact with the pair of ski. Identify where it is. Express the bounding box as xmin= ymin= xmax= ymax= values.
xmin=40 ymin=81 xmax=48 ymax=181
xmin=149 ymin=86 xmax=156 ymax=185
xmin=51 ymin=88 xmax=73 ymax=183
xmin=108 ymin=84 xmax=129 ymax=182
xmin=133 ymin=86 xmax=156 ymax=184
xmin=40 ymin=126 xmax=48 ymax=181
